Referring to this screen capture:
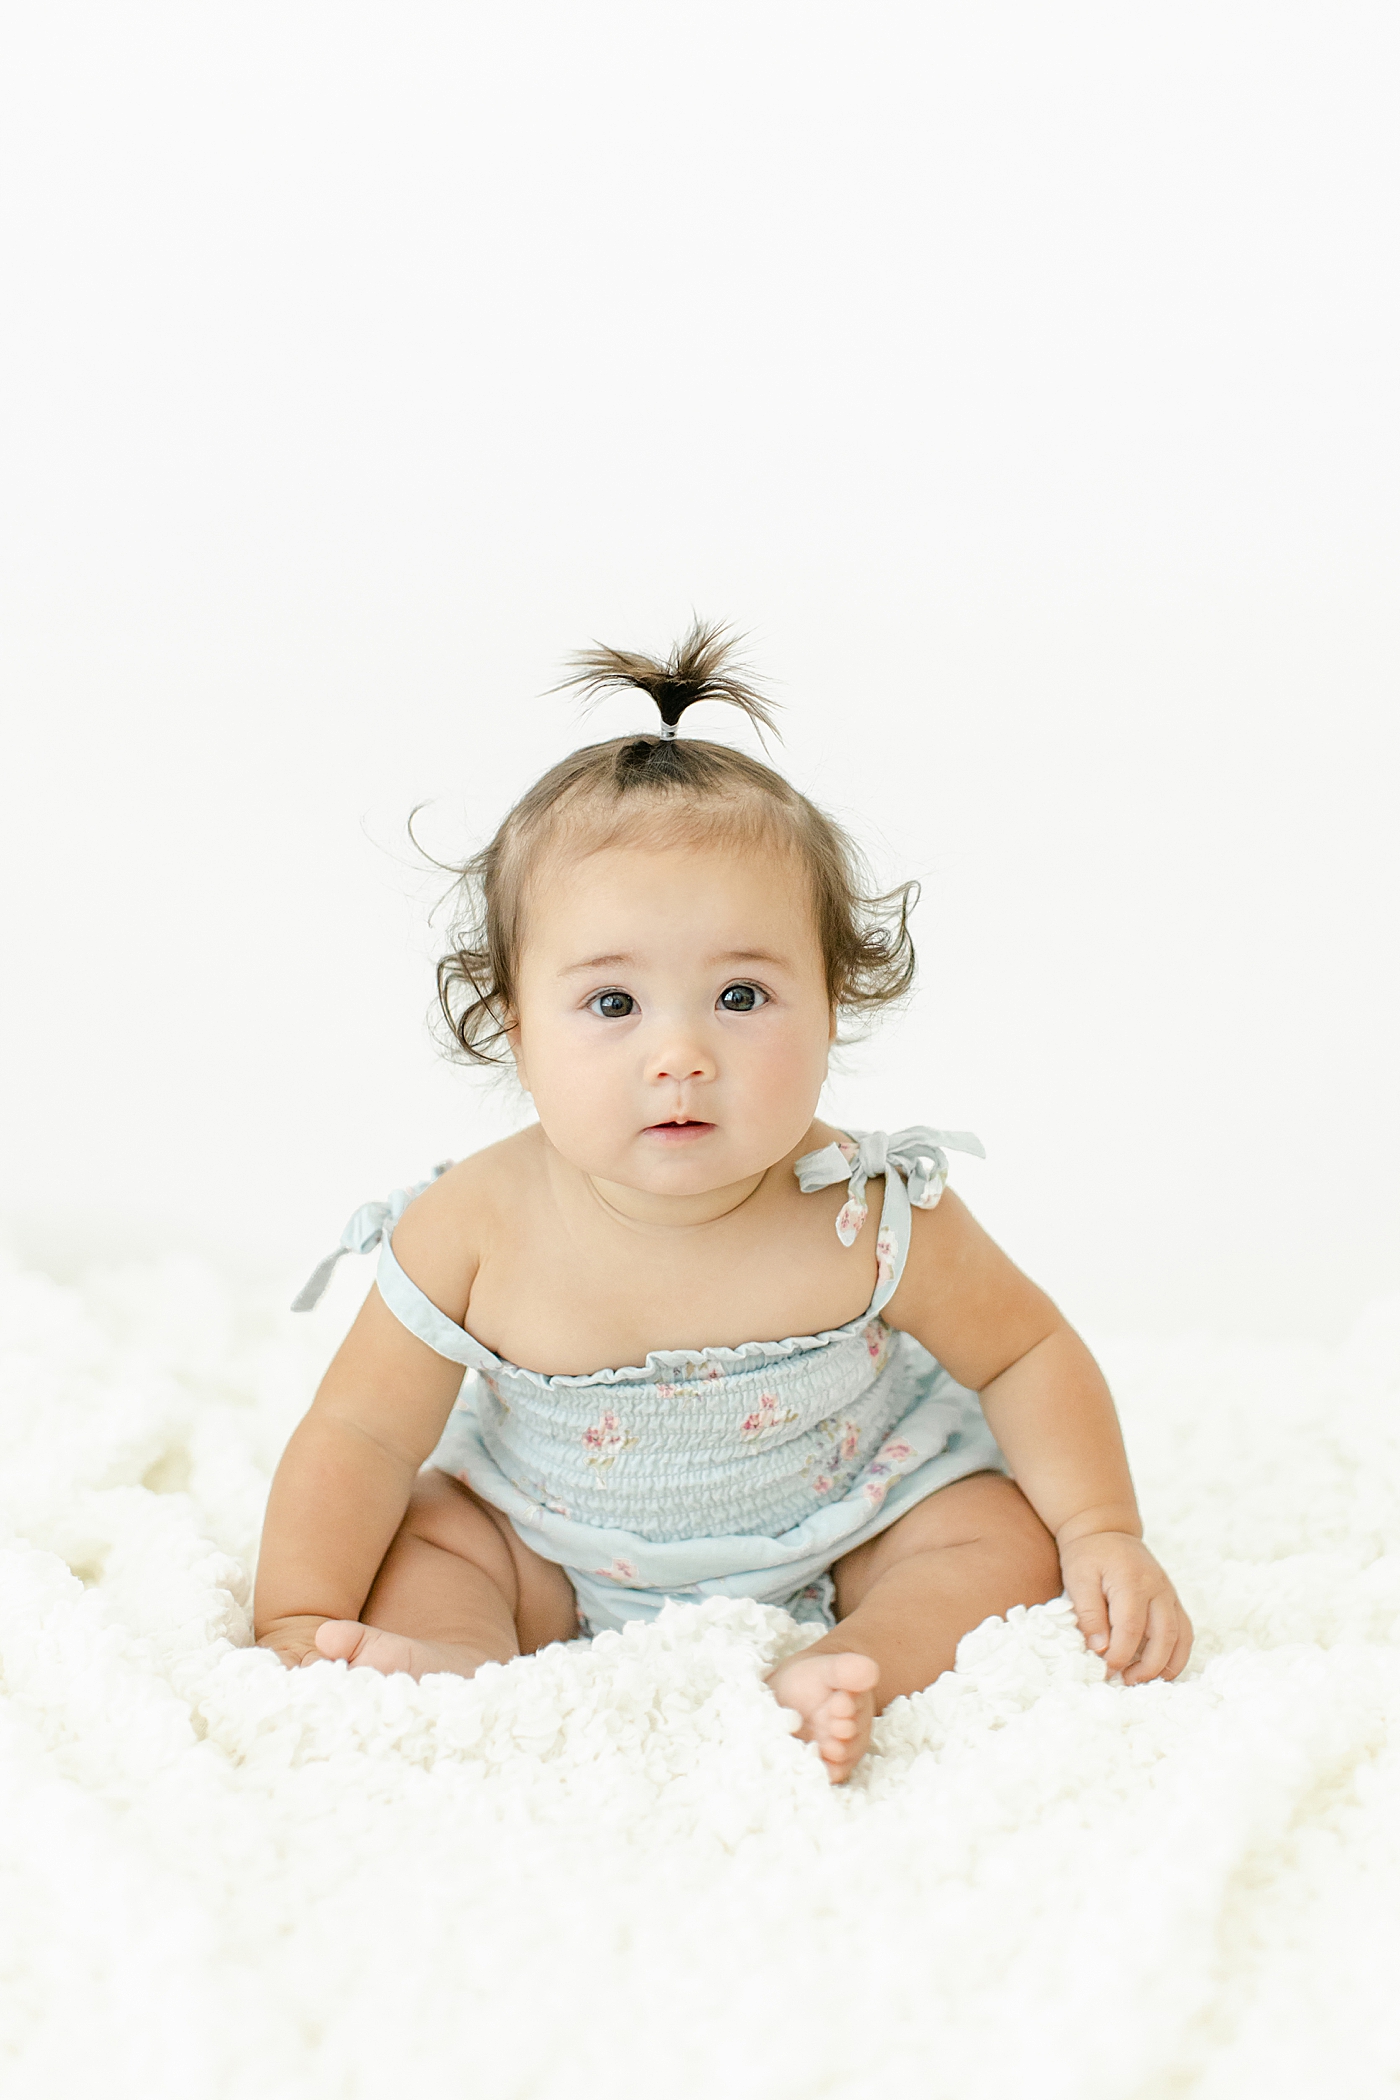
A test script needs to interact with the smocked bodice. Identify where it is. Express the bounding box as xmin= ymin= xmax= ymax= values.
xmin=473 ymin=1311 xmax=924 ymax=1541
